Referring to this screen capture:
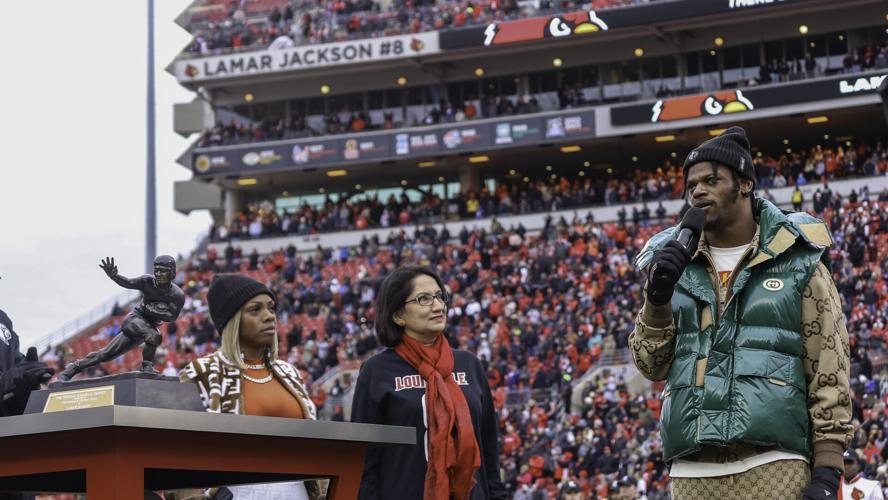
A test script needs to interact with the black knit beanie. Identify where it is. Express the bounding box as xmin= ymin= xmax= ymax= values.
xmin=207 ymin=274 xmax=273 ymax=332
xmin=683 ymin=126 xmax=756 ymax=188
